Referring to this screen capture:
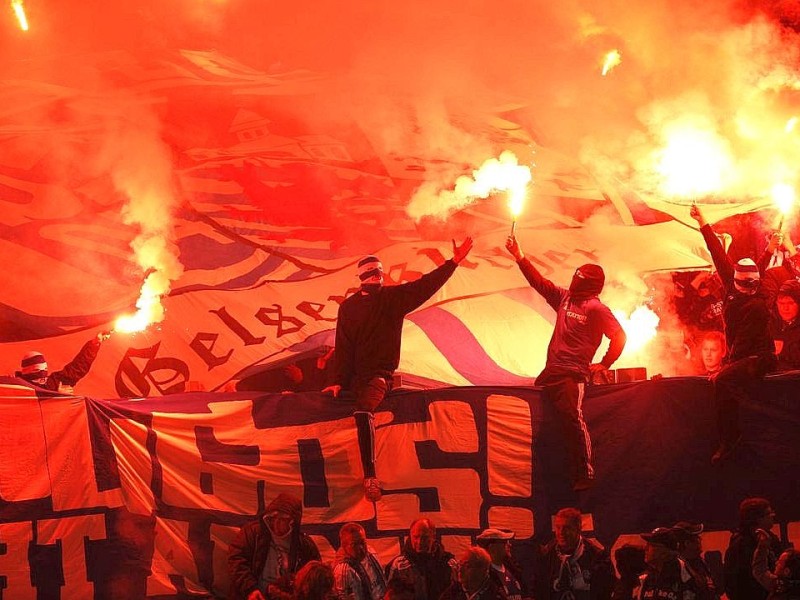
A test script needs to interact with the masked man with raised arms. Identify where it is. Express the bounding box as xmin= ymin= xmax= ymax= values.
xmin=324 ymin=238 xmax=474 ymax=501
xmin=506 ymin=235 xmax=626 ymax=491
